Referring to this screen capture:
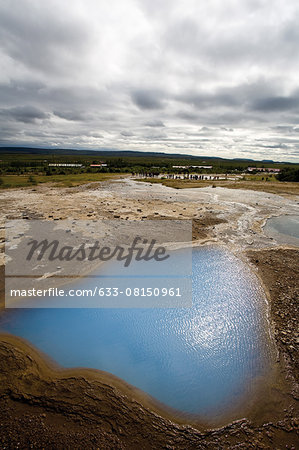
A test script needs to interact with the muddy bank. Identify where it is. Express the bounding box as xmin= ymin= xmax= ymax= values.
xmin=0 ymin=247 xmax=298 ymax=448
xmin=246 ymin=248 xmax=299 ymax=391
